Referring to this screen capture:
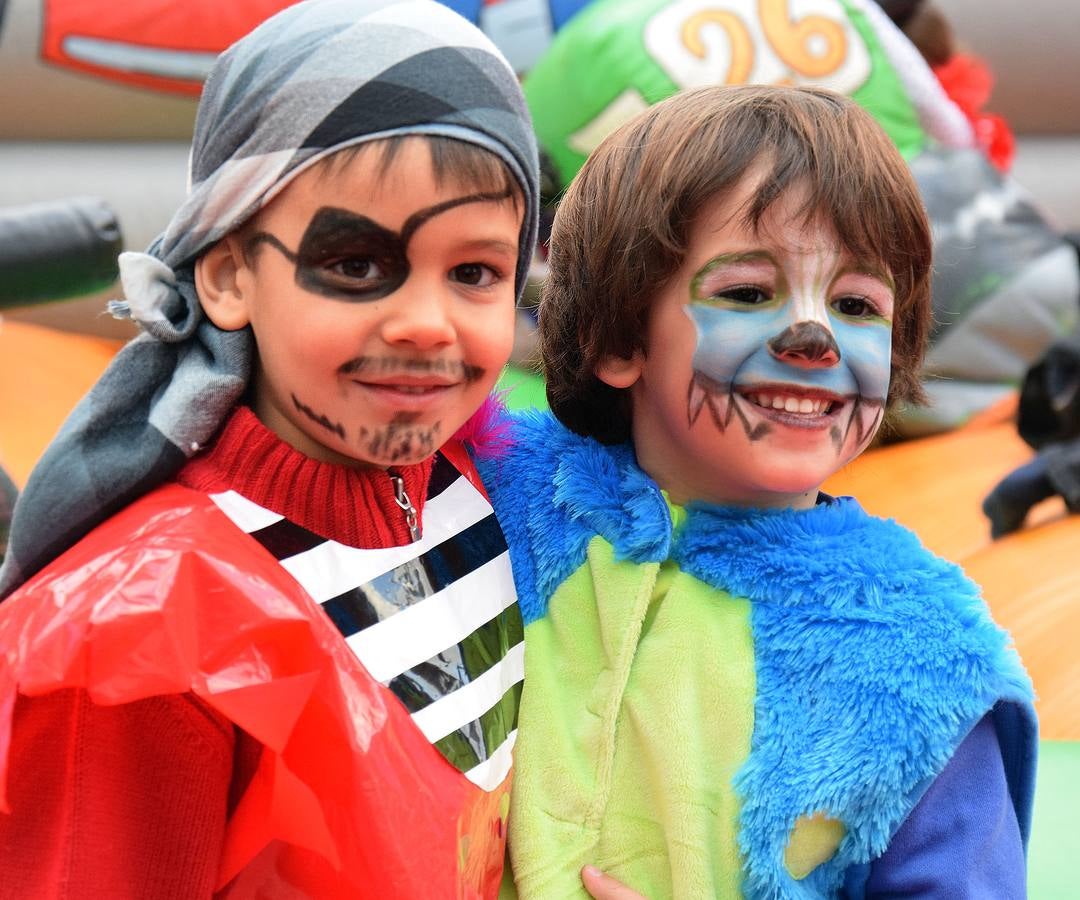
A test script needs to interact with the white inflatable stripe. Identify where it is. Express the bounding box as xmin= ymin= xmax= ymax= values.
xmin=62 ymin=36 xmax=217 ymax=82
